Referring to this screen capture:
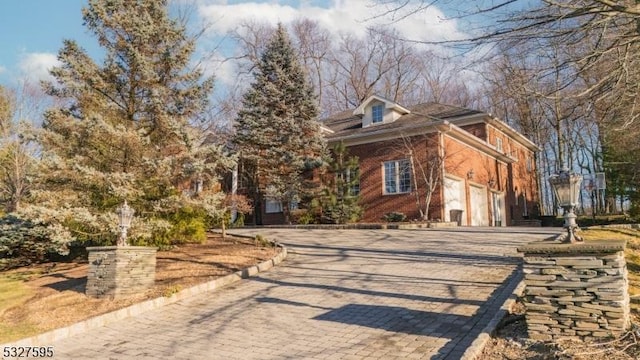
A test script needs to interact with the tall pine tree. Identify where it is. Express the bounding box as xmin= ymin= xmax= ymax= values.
xmin=29 ymin=0 xmax=229 ymax=246
xmin=234 ymin=24 xmax=325 ymax=224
